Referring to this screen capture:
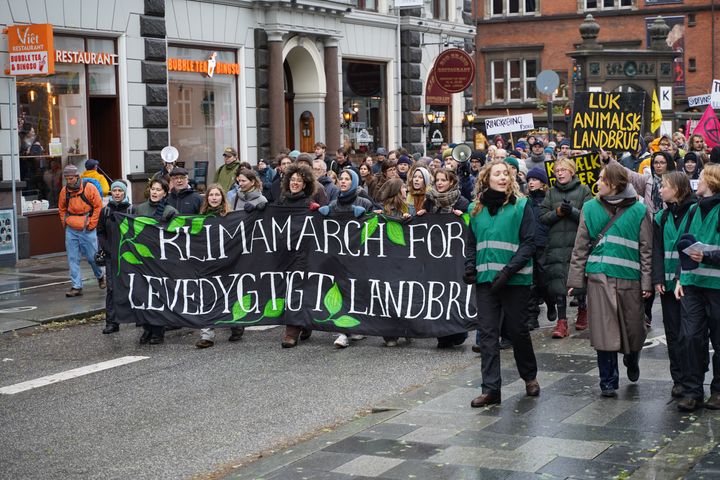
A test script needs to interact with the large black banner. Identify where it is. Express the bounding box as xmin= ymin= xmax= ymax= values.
xmin=108 ymin=207 xmax=477 ymax=338
xmin=572 ymin=92 xmax=645 ymax=152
